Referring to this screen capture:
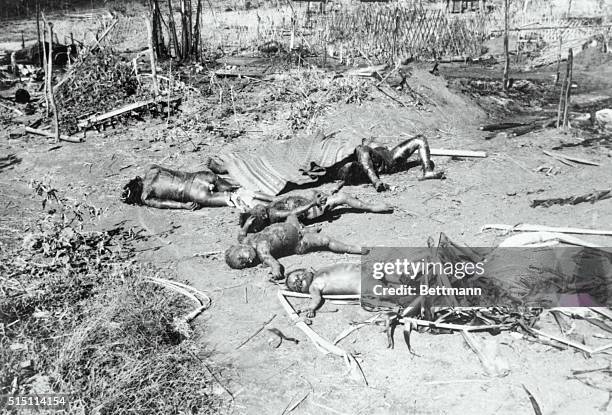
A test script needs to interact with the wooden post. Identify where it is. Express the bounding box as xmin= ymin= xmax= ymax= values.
xmin=193 ymin=0 xmax=202 ymax=61
xmin=502 ymin=0 xmax=510 ymax=90
xmin=554 ymin=35 xmax=562 ymax=85
xmin=146 ymin=15 xmax=160 ymax=97
xmin=44 ymin=18 xmax=60 ymax=143
xmin=21 ymin=32 xmax=25 ymax=48
xmin=36 ymin=1 xmax=42 ymax=67
xmin=562 ymin=48 xmax=573 ymax=129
